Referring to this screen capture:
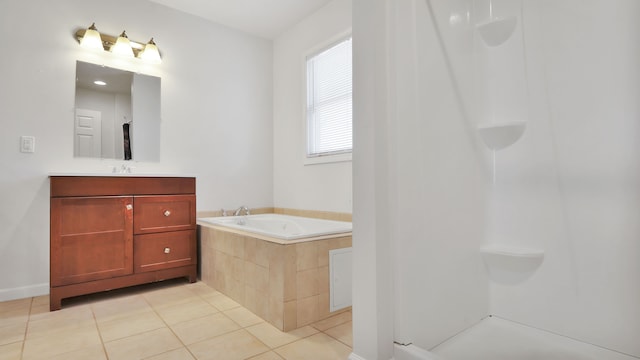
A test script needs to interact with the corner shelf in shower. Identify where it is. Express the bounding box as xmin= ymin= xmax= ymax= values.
xmin=477 ymin=121 xmax=526 ymax=150
xmin=480 ymin=244 xmax=544 ymax=273
xmin=476 ymin=16 xmax=518 ymax=47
